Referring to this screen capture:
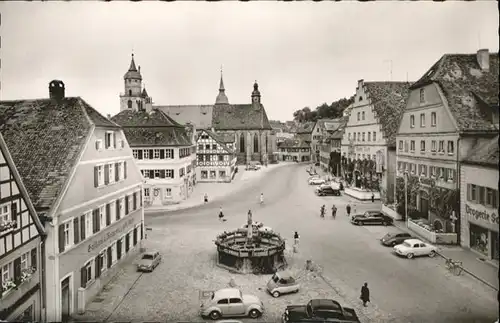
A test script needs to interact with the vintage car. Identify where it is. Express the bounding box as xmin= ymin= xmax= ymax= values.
xmin=136 ymin=251 xmax=161 ymax=272
xmin=393 ymin=239 xmax=438 ymax=259
xmin=308 ymin=178 xmax=326 ymax=185
xmin=267 ymin=271 xmax=300 ymax=298
xmin=282 ymin=299 xmax=359 ymax=322
xmin=350 ymin=211 xmax=394 ymax=226
xmin=200 ymin=288 xmax=264 ymax=320
xmin=315 ymin=186 xmax=341 ymax=196
xmin=380 ymin=232 xmax=413 ymax=247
